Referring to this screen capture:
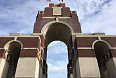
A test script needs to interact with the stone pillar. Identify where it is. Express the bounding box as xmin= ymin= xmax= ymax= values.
xmin=0 ymin=52 xmax=18 ymax=78
xmin=107 ymin=57 xmax=116 ymax=78
xmin=68 ymin=60 xmax=73 ymax=78
xmin=15 ymin=57 xmax=39 ymax=78
xmin=105 ymin=50 xmax=116 ymax=78
xmin=42 ymin=60 xmax=47 ymax=78
xmin=72 ymin=52 xmax=77 ymax=78
xmin=76 ymin=49 xmax=101 ymax=78
xmin=0 ymin=58 xmax=9 ymax=78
